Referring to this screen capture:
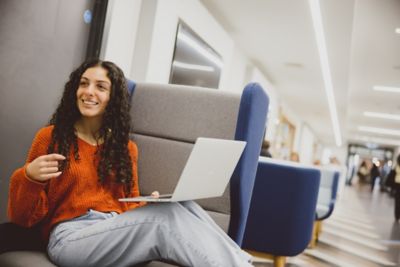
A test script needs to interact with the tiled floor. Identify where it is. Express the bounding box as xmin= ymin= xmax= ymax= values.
xmin=252 ymin=182 xmax=400 ymax=267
